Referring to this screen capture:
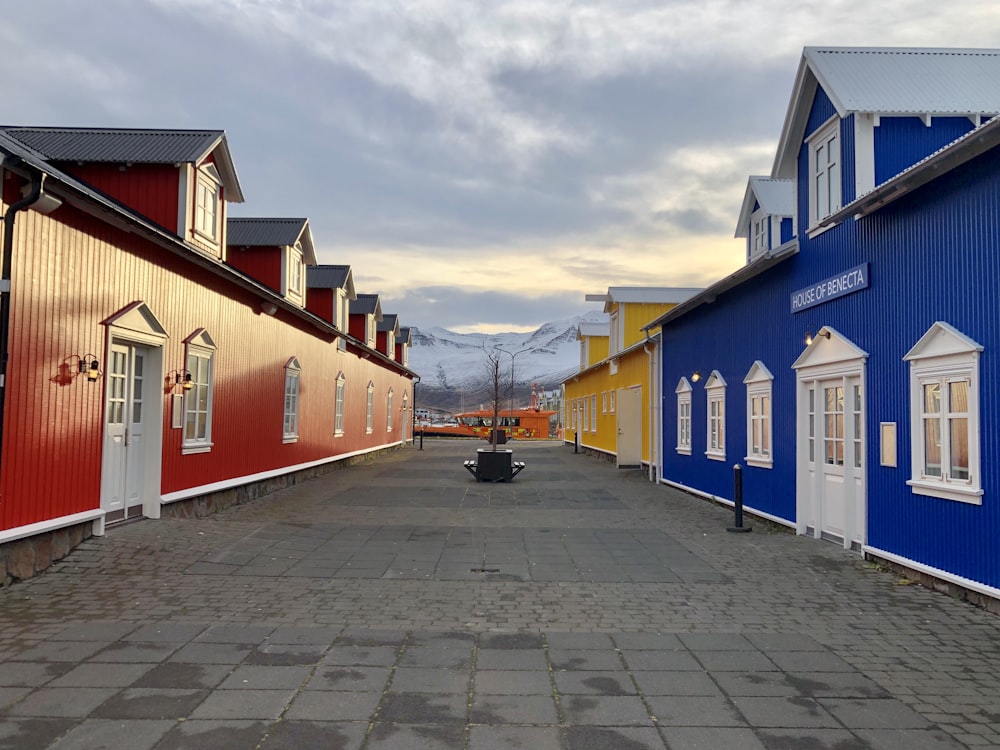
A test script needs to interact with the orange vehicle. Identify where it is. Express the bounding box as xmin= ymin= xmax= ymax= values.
xmin=418 ymin=385 xmax=558 ymax=440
